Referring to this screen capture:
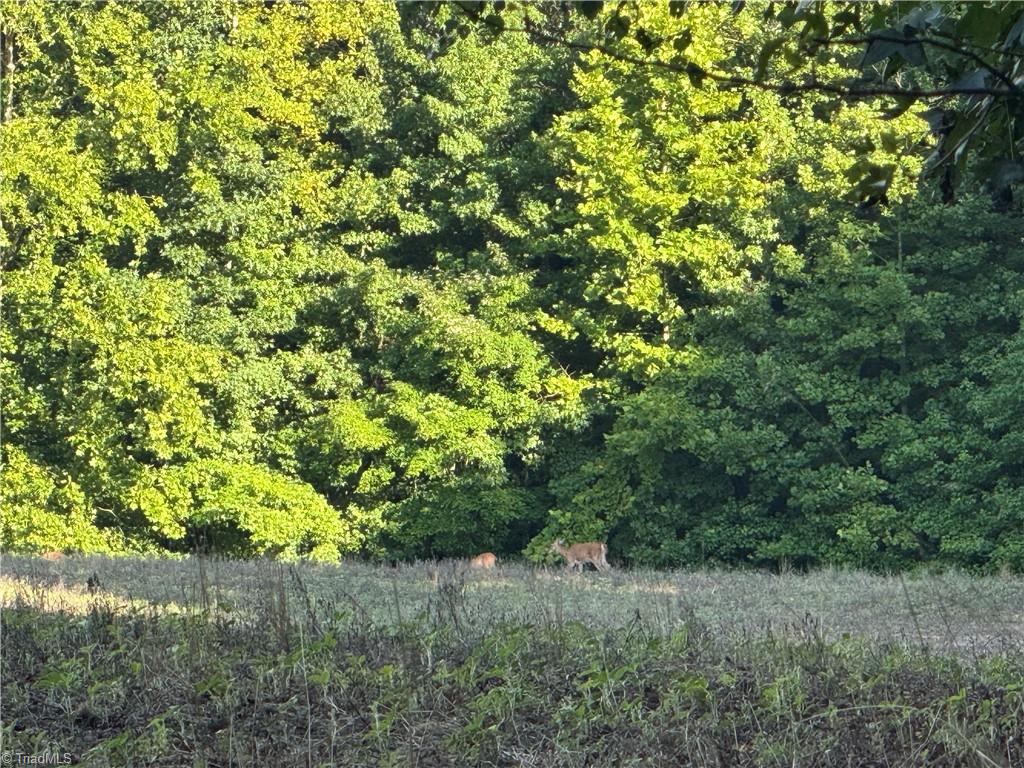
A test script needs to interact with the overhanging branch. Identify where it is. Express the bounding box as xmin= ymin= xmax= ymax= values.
xmin=512 ymin=20 xmax=1020 ymax=100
